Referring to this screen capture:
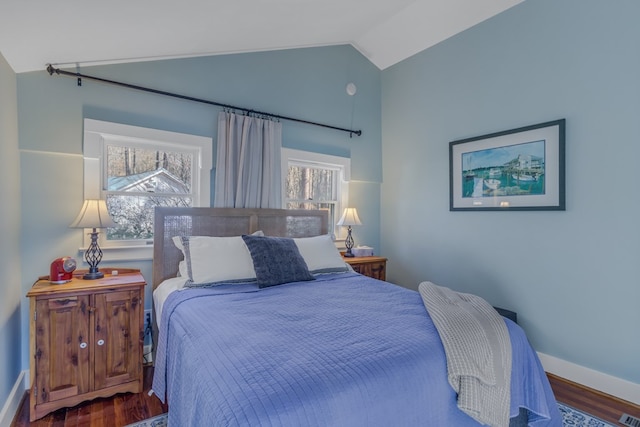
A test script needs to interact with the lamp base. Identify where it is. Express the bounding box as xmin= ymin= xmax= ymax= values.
xmin=83 ymin=271 xmax=104 ymax=280
xmin=344 ymin=226 xmax=356 ymax=258
xmin=83 ymin=229 xmax=105 ymax=280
